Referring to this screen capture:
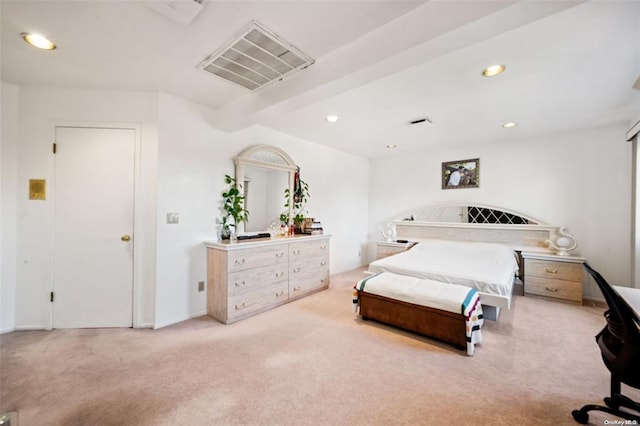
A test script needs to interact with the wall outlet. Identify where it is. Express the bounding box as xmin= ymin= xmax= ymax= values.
xmin=198 ymin=281 xmax=205 ymax=292
xmin=167 ymin=212 xmax=179 ymax=224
